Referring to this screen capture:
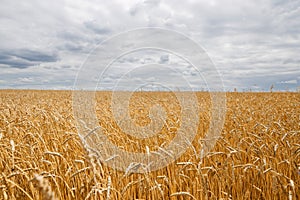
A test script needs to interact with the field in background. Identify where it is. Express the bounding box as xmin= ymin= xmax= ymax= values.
xmin=0 ymin=90 xmax=299 ymax=199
